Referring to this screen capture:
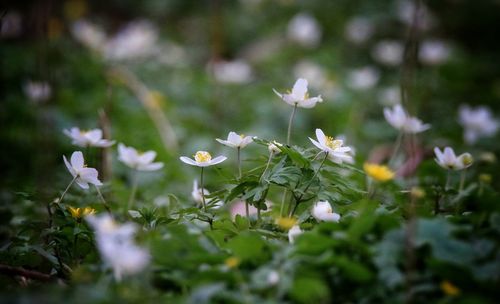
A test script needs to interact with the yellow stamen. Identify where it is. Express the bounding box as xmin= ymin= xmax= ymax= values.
xmin=225 ymin=256 xmax=240 ymax=268
xmin=275 ymin=217 xmax=297 ymax=230
xmin=194 ymin=151 xmax=212 ymax=163
xmin=325 ymin=136 xmax=342 ymax=150
xmin=440 ymin=281 xmax=460 ymax=296
xmin=68 ymin=206 xmax=96 ymax=219
xmin=364 ymin=163 xmax=395 ymax=182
